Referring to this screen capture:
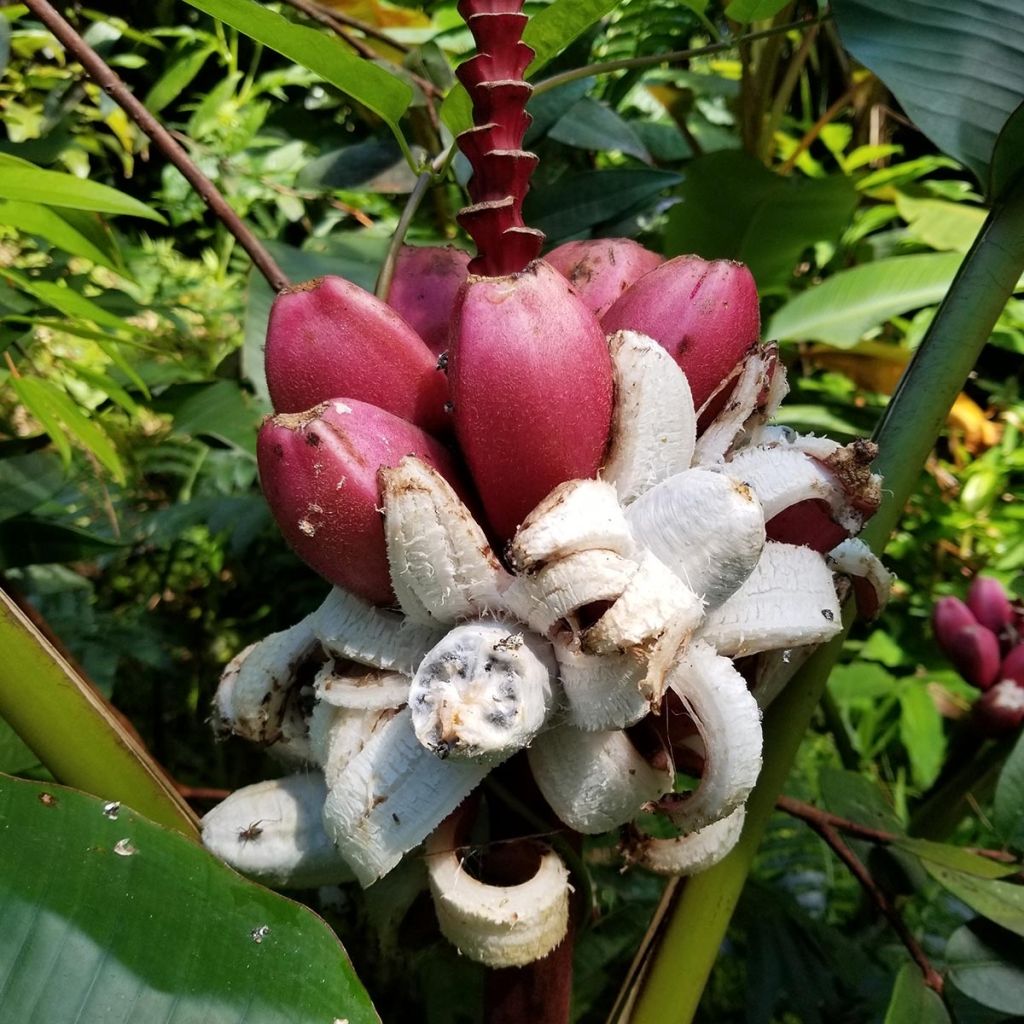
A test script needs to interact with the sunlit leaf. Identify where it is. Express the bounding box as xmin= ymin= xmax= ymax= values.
xmin=183 ymin=0 xmax=413 ymax=158
xmin=895 ymin=193 xmax=986 ymax=253
xmin=897 ymin=684 xmax=945 ymax=790
xmin=0 ymin=201 xmax=122 ymax=270
xmin=0 ymin=162 xmax=163 ymax=221
xmin=768 ymin=253 xmax=963 ymax=346
xmin=9 ymin=377 xmax=125 ymax=483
